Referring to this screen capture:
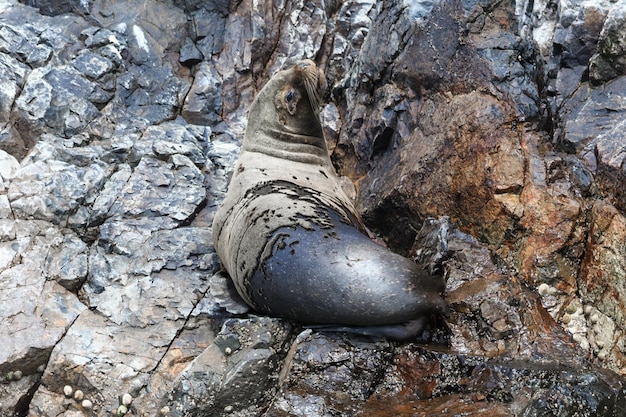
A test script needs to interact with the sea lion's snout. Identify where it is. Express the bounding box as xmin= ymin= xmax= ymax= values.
xmin=293 ymin=60 xmax=326 ymax=112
